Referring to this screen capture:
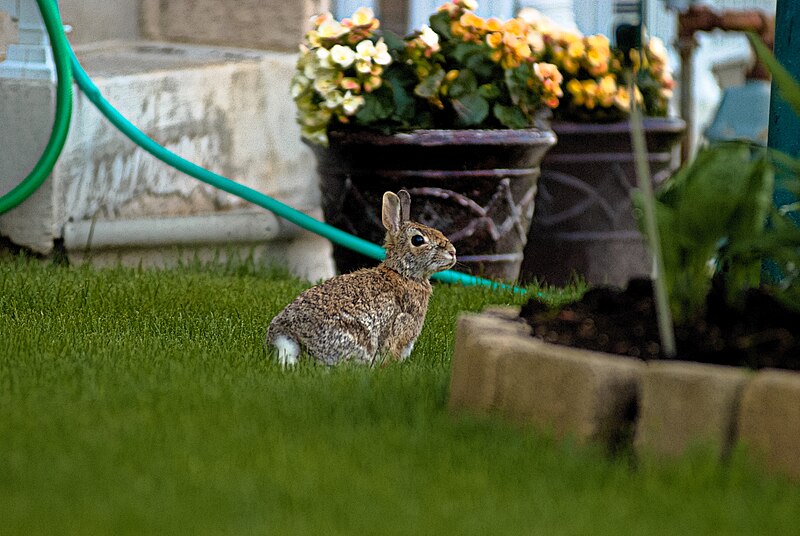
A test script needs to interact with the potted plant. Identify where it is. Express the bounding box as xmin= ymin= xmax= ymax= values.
xmin=292 ymin=1 xmax=564 ymax=280
xmin=516 ymin=10 xmax=685 ymax=287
